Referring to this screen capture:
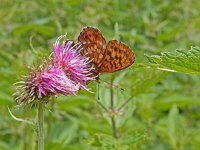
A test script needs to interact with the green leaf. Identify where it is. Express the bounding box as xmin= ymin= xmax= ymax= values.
xmin=146 ymin=47 xmax=200 ymax=75
xmin=50 ymin=121 xmax=78 ymax=146
xmin=122 ymin=66 xmax=169 ymax=96
xmin=87 ymin=130 xmax=147 ymax=149
xmin=156 ymin=23 xmax=186 ymax=41
xmin=12 ymin=24 xmax=55 ymax=37
xmin=168 ymin=105 xmax=181 ymax=149
xmin=154 ymin=95 xmax=200 ymax=111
